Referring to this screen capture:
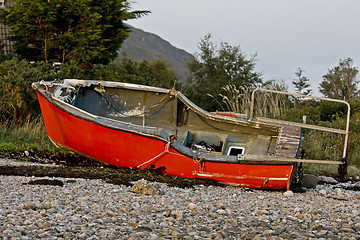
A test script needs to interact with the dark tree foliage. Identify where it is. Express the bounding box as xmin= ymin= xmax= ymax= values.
xmin=0 ymin=42 xmax=11 ymax=62
xmin=186 ymin=34 xmax=262 ymax=111
xmin=88 ymin=0 xmax=148 ymax=65
xmin=318 ymin=101 xmax=348 ymax=122
xmin=0 ymin=0 xmax=149 ymax=66
xmin=319 ymin=58 xmax=359 ymax=100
